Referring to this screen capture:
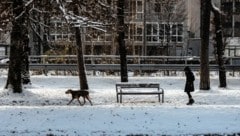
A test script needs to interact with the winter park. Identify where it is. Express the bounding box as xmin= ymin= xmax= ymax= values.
xmin=1 ymin=0 xmax=240 ymax=136
xmin=1 ymin=70 xmax=240 ymax=135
